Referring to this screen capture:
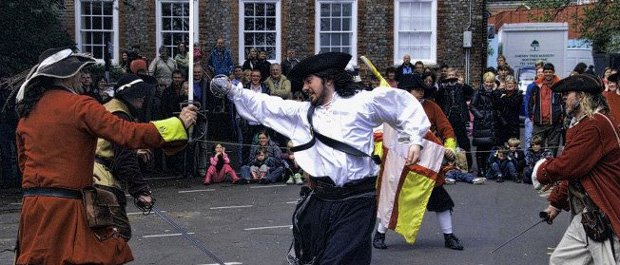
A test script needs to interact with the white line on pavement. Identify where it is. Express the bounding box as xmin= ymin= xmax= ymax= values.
xmin=198 ymin=261 xmax=243 ymax=265
xmin=244 ymin=225 xmax=292 ymax=231
xmin=286 ymin=201 xmax=297 ymax=204
xmin=210 ymin=205 xmax=253 ymax=210
xmin=142 ymin=232 xmax=195 ymax=238
xmin=250 ymin=184 xmax=286 ymax=189
xmin=127 ymin=211 xmax=166 ymax=216
xmin=178 ymin=189 xmax=216 ymax=193
xmin=10 ymin=202 xmax=22 ymax=205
